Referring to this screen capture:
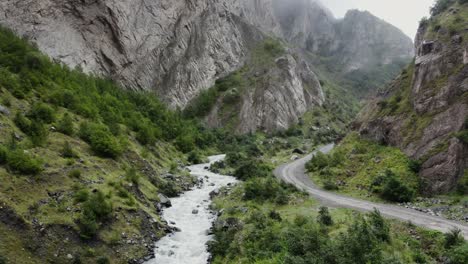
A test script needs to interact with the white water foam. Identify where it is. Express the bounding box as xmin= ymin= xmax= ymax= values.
xmin=145 ymin=155 xmax=237 ymax=264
